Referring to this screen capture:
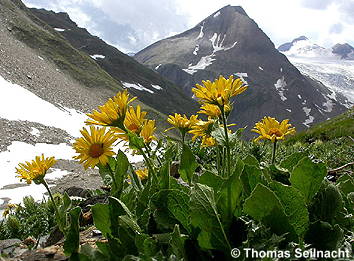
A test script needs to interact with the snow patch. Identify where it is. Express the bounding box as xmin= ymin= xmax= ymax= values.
xmin=322 ymin=93 xmax=335 ymax=112
xmin=197 ymin=22 xmax=205 ymax=39
xmin=123 ymin=82 xmax=154 ymax=94
xmin=151 ymin=84 xmax=163 ymax=90
xmin=213 ymin=11 xmax=220 ymax=18
xmin=274 ymin=77 xmax=287 ymax=101
xmin=0 ymin=75 xmax=87 ymax=137
xmin=258 ymin=66 xmax=264 ymax=71
xmin=184 ymin=33 xmax=237 ymax=74
xmin=155 ymin=64 xmax=162 ymax=70
xmin=297 ymin=94 xmax=302 ymax=99
xmin=30 ymin=127 xmax=40 ymax=137
xmin=54 ymin=28 xmax=65 ymax=32
xmin=193 ymin=45 xmax=199 ymax=55
xmin=90 ymin=54 xmax=105 ymax=60
xmin=302 ymin=107 xmax=315 ymax=127
xmin=38 ymin=56 xmax=44 ymax=61
xmin=235 ymin=73 xmax=248 ymax=84
xmin=286 ymin=109 xmax=292 ymax=112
